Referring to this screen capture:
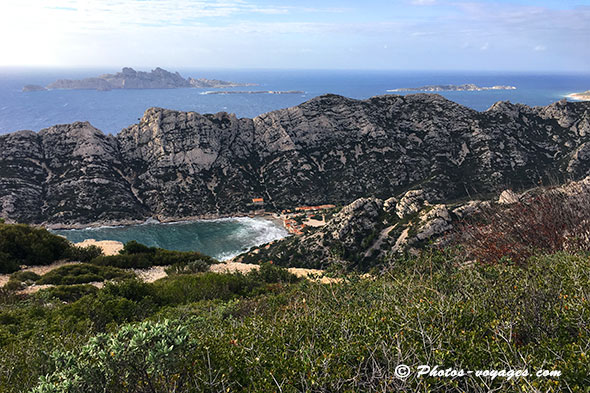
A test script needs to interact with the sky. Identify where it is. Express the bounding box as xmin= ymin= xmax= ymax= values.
xmin=0 ymin=0 xmax=589 ymax=71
